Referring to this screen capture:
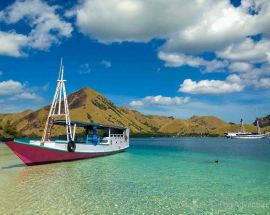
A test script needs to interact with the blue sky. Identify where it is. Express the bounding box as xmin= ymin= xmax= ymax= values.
xmin=0 ymin=0 xmax=270 ymax=123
